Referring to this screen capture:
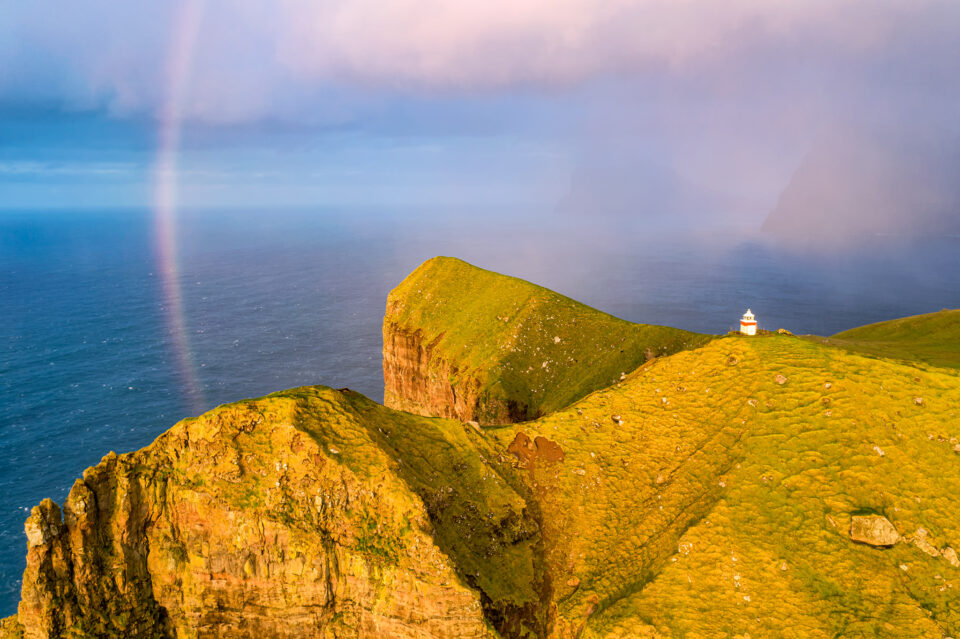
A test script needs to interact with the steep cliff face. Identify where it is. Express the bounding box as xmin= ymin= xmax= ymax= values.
xmin=382 ymin=323 xmax=525 ymax=424
xmin=7 ymin=388 xmax=546 ymax=639
xmin=383 ymin=257 xmax=710 ymax=424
